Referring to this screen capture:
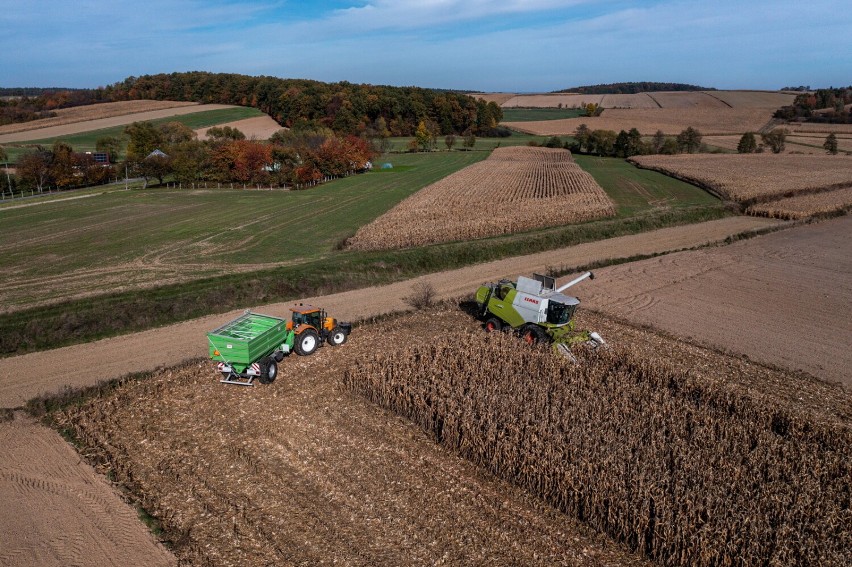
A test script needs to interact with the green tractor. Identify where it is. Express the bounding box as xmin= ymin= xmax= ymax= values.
xmin=475 ymin=272 xmax=605 ymax=358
